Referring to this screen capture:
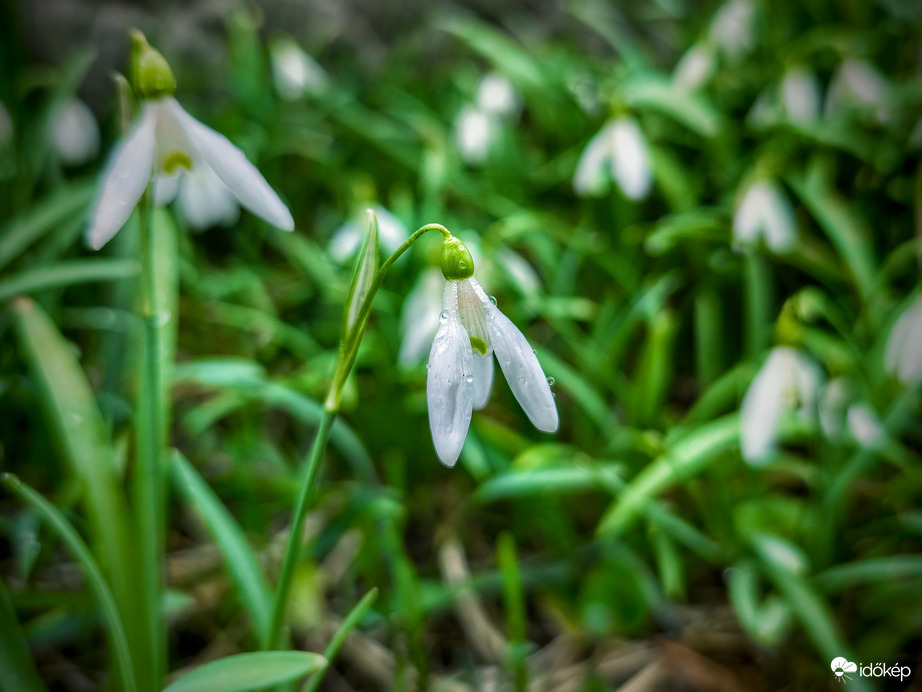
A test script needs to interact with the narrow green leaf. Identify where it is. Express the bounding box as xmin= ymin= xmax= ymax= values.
xmin=623 ymin=78 xmax=723 ymax=138
xmin=815 ymin=555 xmax=922 ymax=593
xmin=171 ymin=451 xmax=273 ymax=647
xmin=343 ymin=209 xmax=378 ymax=342
xmin=0 ymin=183 xmax=95 ymax=272
xmin=1 ymin=474 xmax=137 ymax=692
xmin=0 ymin=259 xmax=139 ymax=301
xmin=475 ymin=465 xmax=624 ymax=502
xmin=303 ymin=588 xmax=378 ymax=692
xmin=498 ymin=532 xmax=528 ymax=691
xmin=161 ymin=651 xmax=326 ymax=692
xmin=0 ymin=576 xmax=49 ymax=692
xmin=596 ymin=415 xmax=740 ymax=537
